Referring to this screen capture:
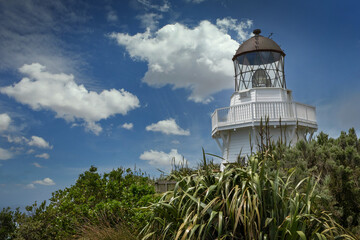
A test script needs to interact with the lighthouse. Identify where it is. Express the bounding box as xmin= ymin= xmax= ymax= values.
xmin=211 ymin=29 xmax=318 ymax=169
